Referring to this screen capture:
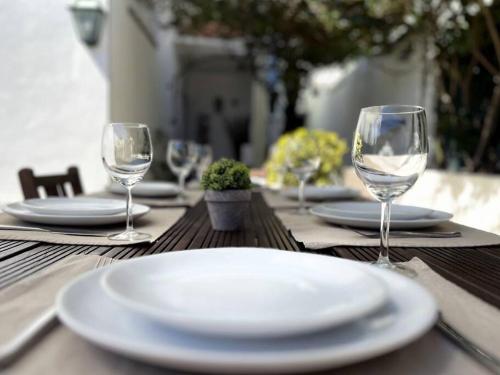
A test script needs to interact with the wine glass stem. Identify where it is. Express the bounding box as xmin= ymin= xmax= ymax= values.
xmin=378 ymin=200 xmax=392 ymax=265
xmin=126 ymin=186 xmax=134 ymax=233
xmin=179 ymin=173 xmax=186 ymax=192
xmin=298 ymin=179 xmax=306 ymax=213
